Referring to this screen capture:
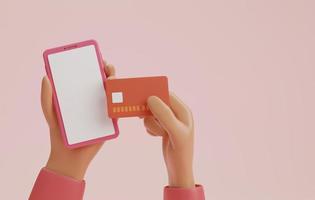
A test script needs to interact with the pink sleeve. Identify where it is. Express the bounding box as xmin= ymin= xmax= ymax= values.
xmin=29 ymin=168 xmax=85 ymax=200
xmin=164 ymin=184 xmax=205 ymax=200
